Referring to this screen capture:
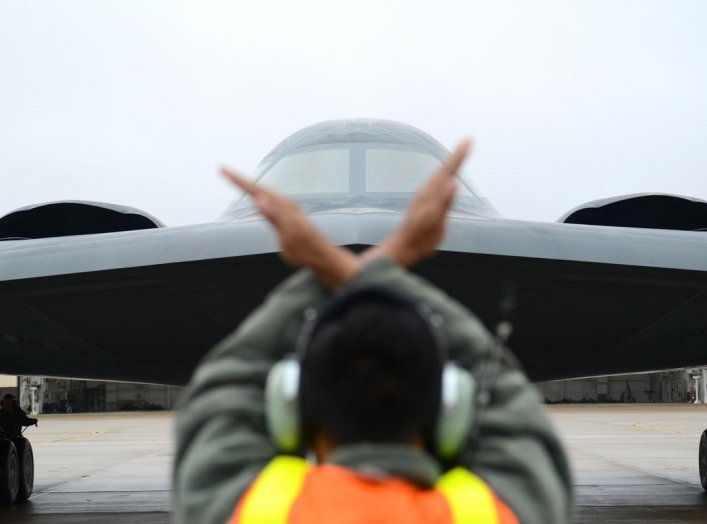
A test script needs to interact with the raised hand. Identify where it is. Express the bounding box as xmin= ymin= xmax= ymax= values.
xmin=362 ymin=139 xmax=472 ymax=267
xmin=221 ymin=167 xmax=360 ymax=289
